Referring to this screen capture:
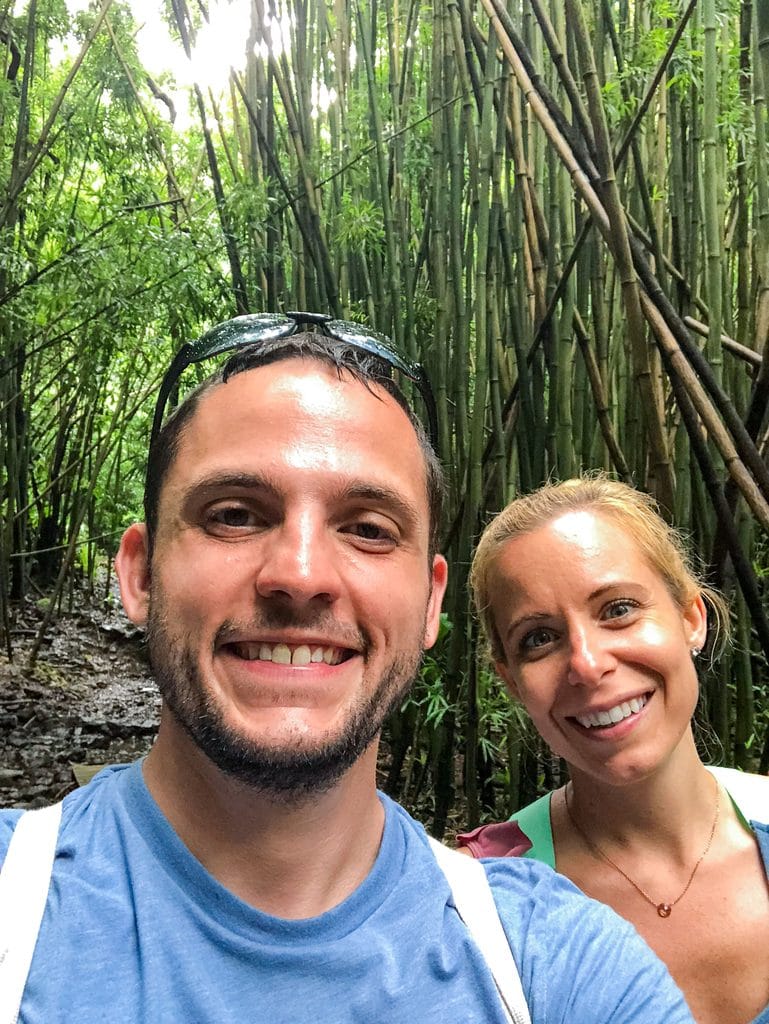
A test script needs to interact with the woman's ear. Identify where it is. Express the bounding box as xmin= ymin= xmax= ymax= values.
xmin=115 ymin=524 xmax=151 ymax=627
xmin=684 ymin=593 xmax=708 ymax=653
xmin=494 ymin=659 xmax=520 ymax=701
